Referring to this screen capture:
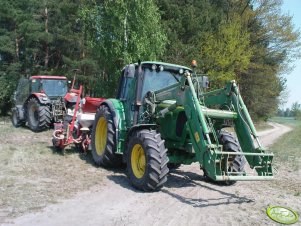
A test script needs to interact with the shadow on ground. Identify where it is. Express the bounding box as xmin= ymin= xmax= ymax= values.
xmin=46 ymin=143 xmax=255 ymax=209
xmin=107 ymin=168 xmax=254 ymax=208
